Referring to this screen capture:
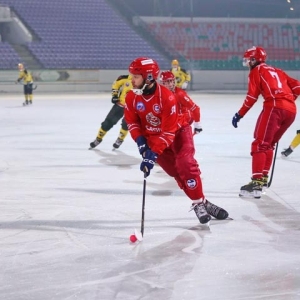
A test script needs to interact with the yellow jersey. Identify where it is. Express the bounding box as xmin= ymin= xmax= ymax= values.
xmin=111 ymin=75 xmax=132 ymax=106
xmin=171 ymin=67 xmax=191 ymax=88
xmin=17 ymin=69 xmax=33 ymax=84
